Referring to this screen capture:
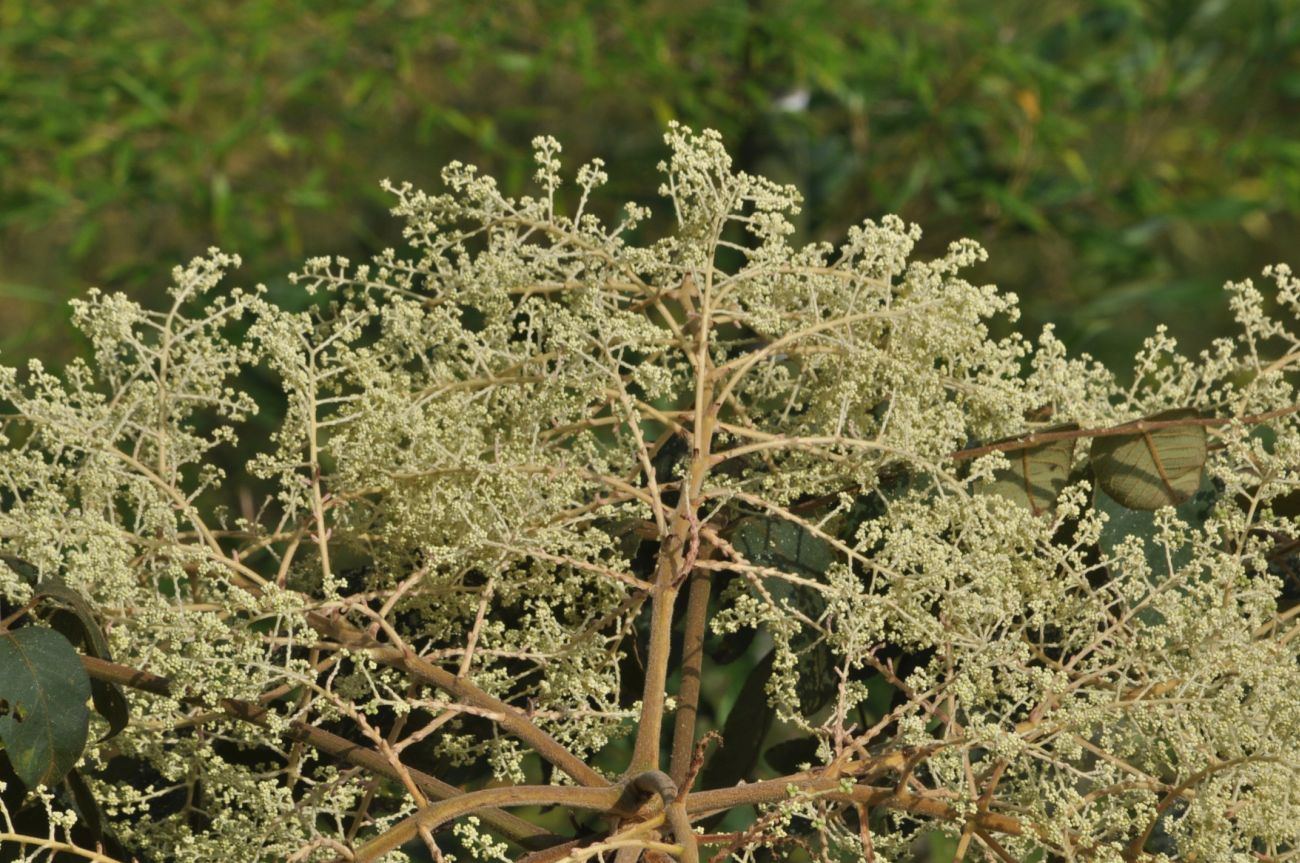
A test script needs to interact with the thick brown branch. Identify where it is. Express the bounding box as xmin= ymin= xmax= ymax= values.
xmin=666 ymin=798 xmax=700 ymax=863
xmin=669 ymin=566 xmax=712 ymax=789
xmin=629 ymin=575 xmax=680 ymax=773
xmin=350 ymin=784 xmax=627 ymax=862
xmin=684 ymin=775 xmax=1025 ymax=838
